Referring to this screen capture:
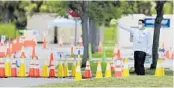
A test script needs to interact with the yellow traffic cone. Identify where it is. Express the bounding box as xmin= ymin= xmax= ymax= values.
xmin=5 ymin=56 xmax=11 ymax=77
xmin=105 ymin=61 xmax=111 ymax=78
xmin=96 ymin=61 xmax=103 ymax=78
xmin=74 ymin=60 xmax=82 ymax=81
xmin=122 ymin=58 xmax=129 ymax=77
xmin=41 ymin=58 xmax=49 ymax=78
xmin=19 ymin=58 xmax=26 ymax=77
xmin=155 ymin=58 xmax=165 ymax=76
xmin=71 ymin=60 xmax=76 ymax=77
xmin=64 ymin=60 xmax=69 ymax=77
xmin=57 ymin=59 xmax=64 ymax=77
